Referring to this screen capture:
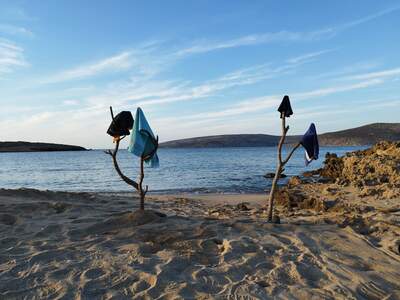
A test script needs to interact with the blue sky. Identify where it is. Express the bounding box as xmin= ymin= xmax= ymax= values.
xmin=0 ymin=0 xmax=399 ymax=148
